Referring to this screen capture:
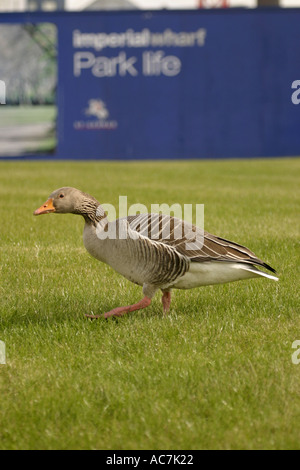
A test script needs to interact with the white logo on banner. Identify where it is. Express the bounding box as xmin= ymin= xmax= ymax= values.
xmin=73 ymin=99 xmax=118 ymax=130
xmin=85 ymin=99 xmax=109 ymax=120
